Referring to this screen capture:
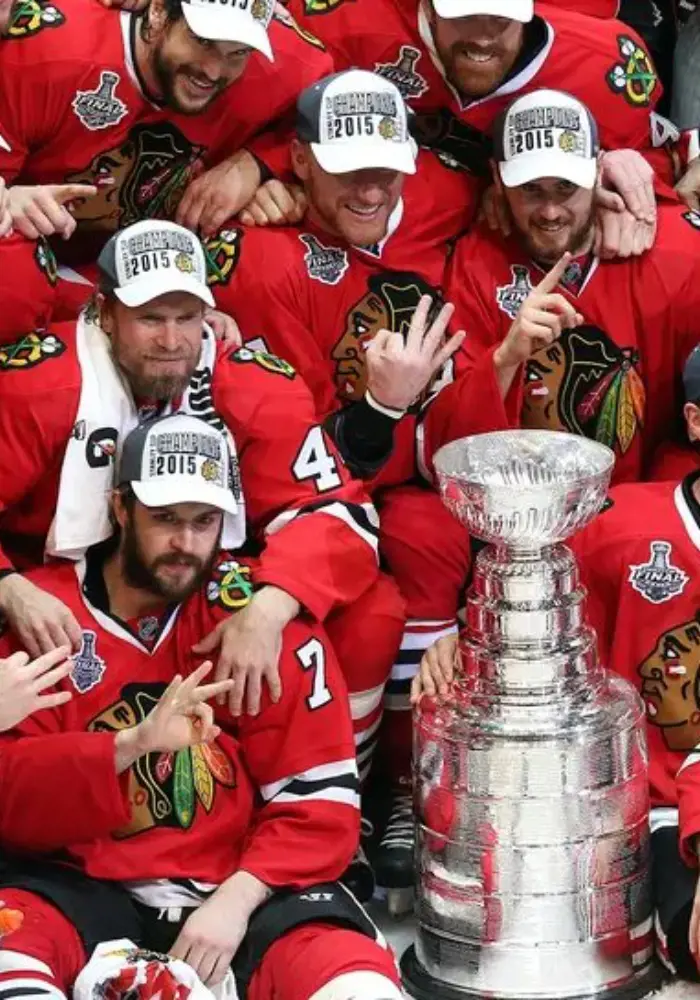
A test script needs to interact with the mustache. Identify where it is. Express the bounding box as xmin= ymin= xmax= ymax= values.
xmin=153 ymin=554 xmax=202 ymax=571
